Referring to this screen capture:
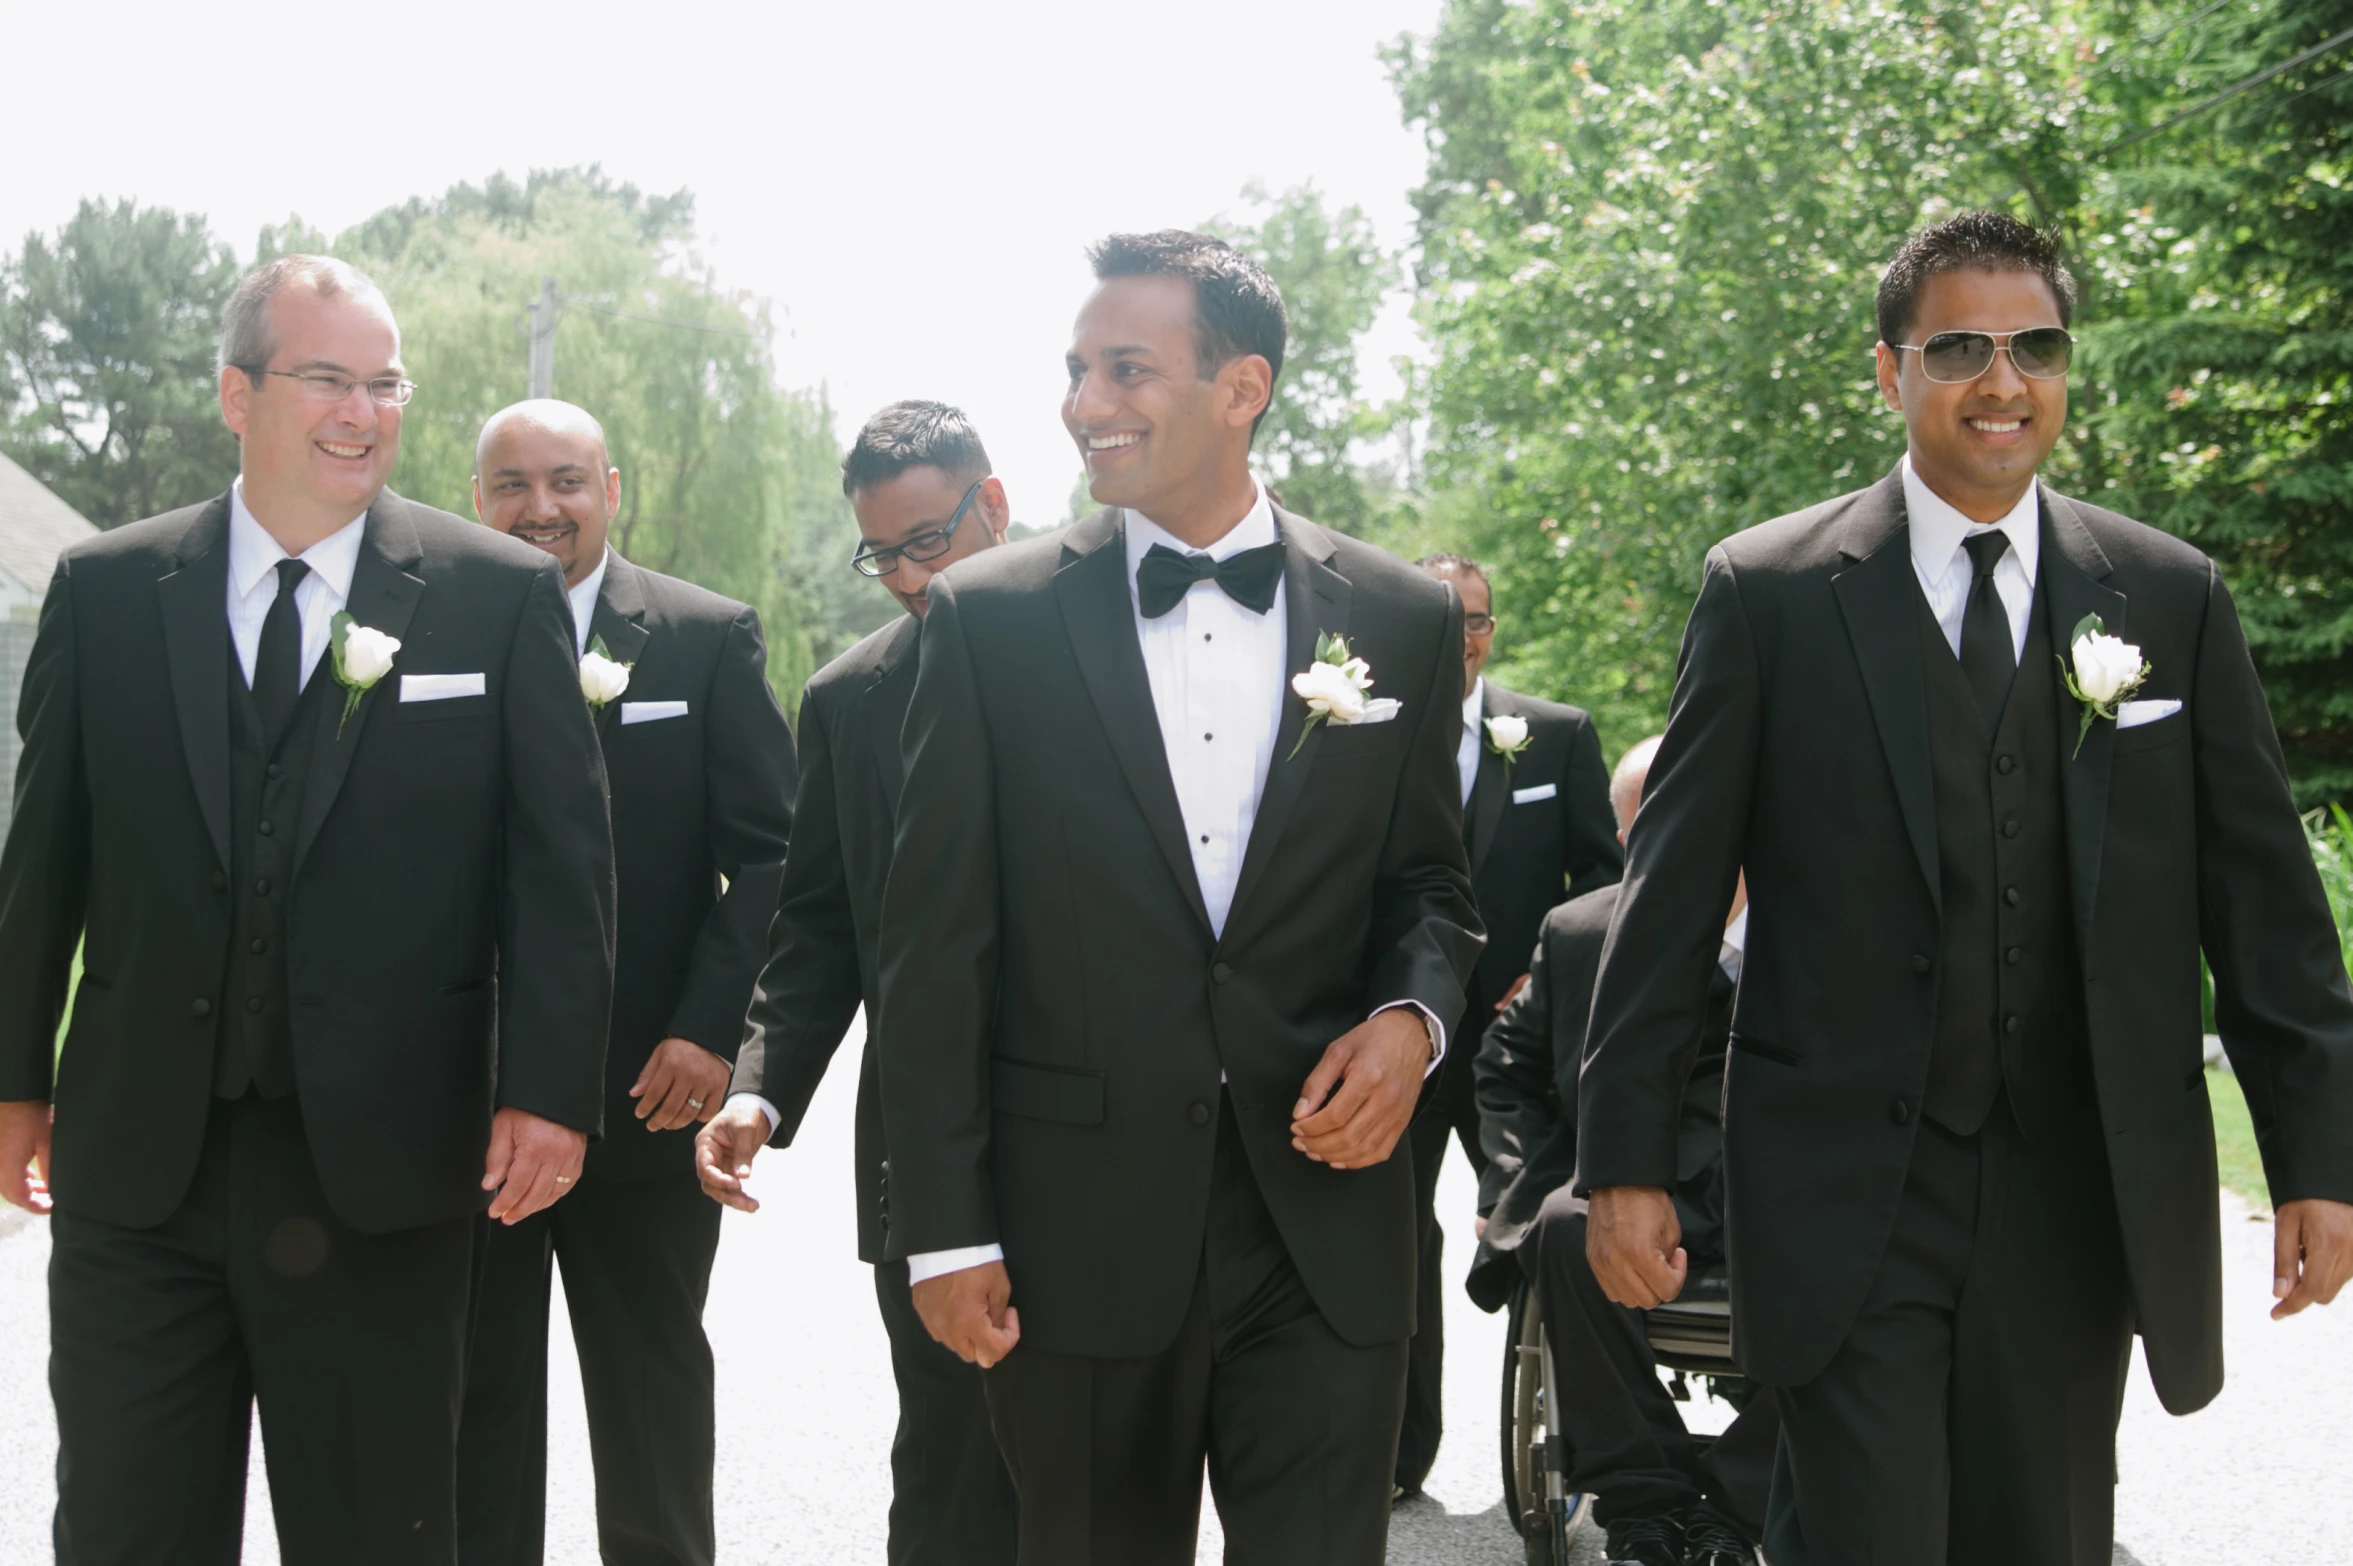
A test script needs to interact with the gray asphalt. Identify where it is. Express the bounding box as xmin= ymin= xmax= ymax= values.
xmin=0 ymin=1018 xmax=2343 ymax=1563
